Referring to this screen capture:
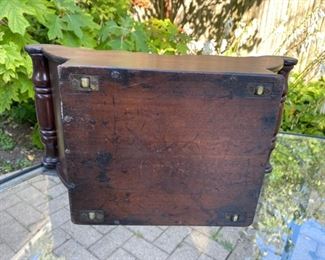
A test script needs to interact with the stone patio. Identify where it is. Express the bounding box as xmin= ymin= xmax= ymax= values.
xmin=0 ymin=168 xmax=252 ymax=260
